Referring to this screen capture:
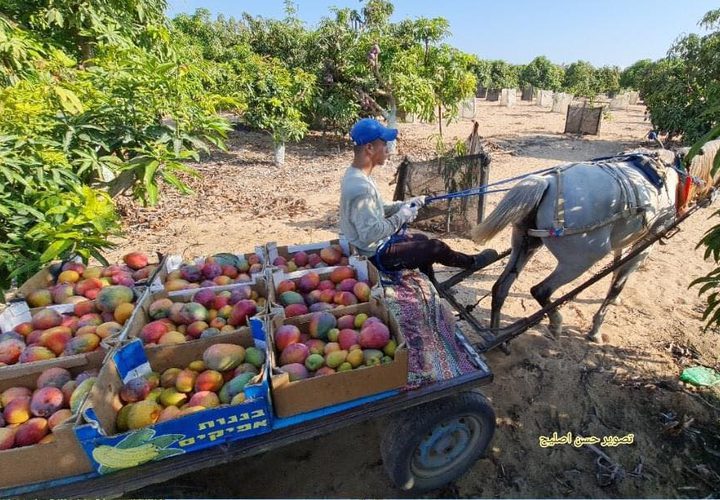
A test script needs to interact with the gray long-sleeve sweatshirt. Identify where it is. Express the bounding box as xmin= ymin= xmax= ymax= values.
xmin=339 ymin=166 xmax=405 ymax=256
